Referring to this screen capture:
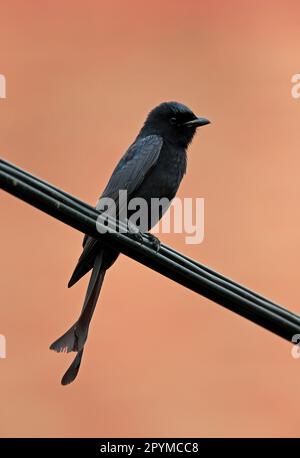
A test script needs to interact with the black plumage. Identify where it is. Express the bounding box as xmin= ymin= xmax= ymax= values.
xmin=50 ymin=101 xmax=210 ymax=384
